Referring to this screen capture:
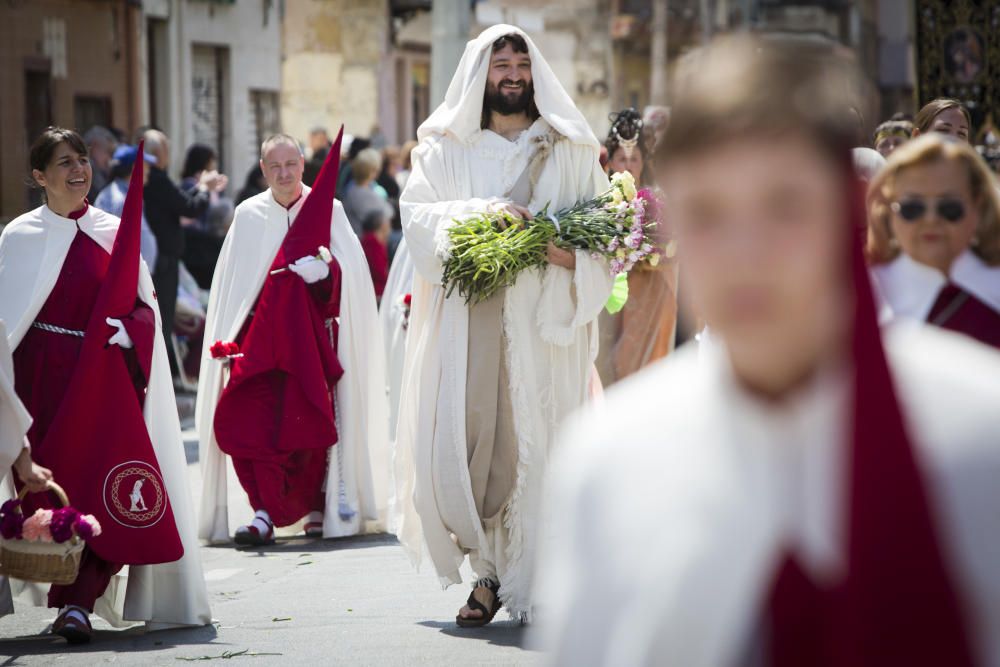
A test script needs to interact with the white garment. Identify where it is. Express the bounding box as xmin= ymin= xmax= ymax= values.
xmin=380 ymin=237 xmax=415 ymax=443
xmin=535 ymin=325 xmax=1000 ymax=666
xmin=0 ymin=320 xmax=29 ymax=477
xmin=873 ymin=250 xmax=1000 ymax=322
xmin=195 ymin=188 xmax=390 ymax=541
xmin=394 ymin=24 xmax=613 ymax=618
xmin=0 ymin=205 xmax=211 ymax=629
xmin=94 ymin=178 xmax=159 ymax=269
